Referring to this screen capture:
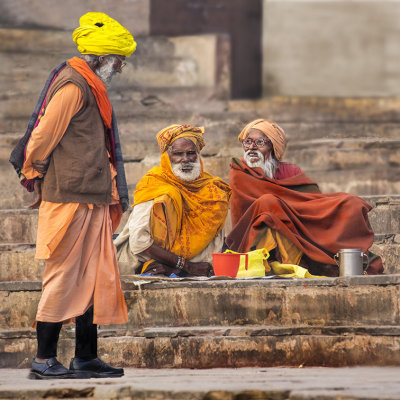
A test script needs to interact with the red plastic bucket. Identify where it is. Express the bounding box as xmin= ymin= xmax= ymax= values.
xmin=212 ymin=253 xmax=248 ymax=278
